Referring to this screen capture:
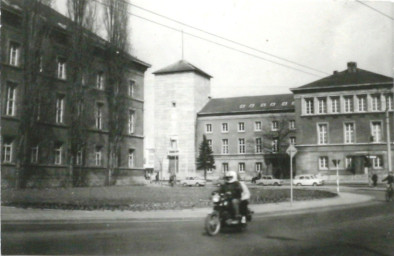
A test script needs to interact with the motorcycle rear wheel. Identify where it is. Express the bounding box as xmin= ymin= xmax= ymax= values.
xmin=205 ymin=213 xmax=221 ymax=236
